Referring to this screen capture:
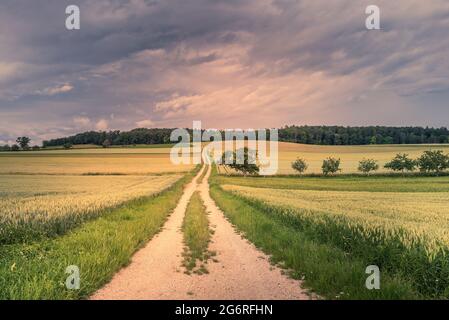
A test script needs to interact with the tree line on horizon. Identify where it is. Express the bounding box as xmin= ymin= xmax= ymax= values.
xmin=279 ymin=125 xmax=449 ymax=145
xmin=1 ymin=126 xmax=449 ymax=151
